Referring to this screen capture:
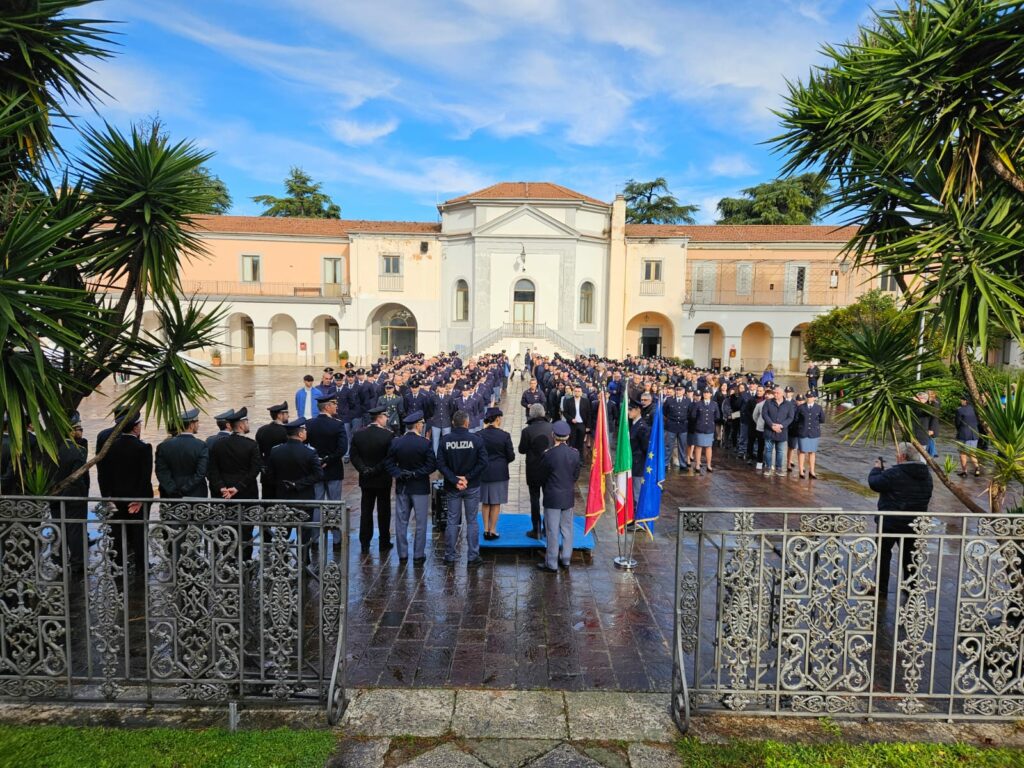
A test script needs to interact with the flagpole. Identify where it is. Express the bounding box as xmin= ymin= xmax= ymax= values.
xmin=614 ymin=375 xmax=637 ymax=571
